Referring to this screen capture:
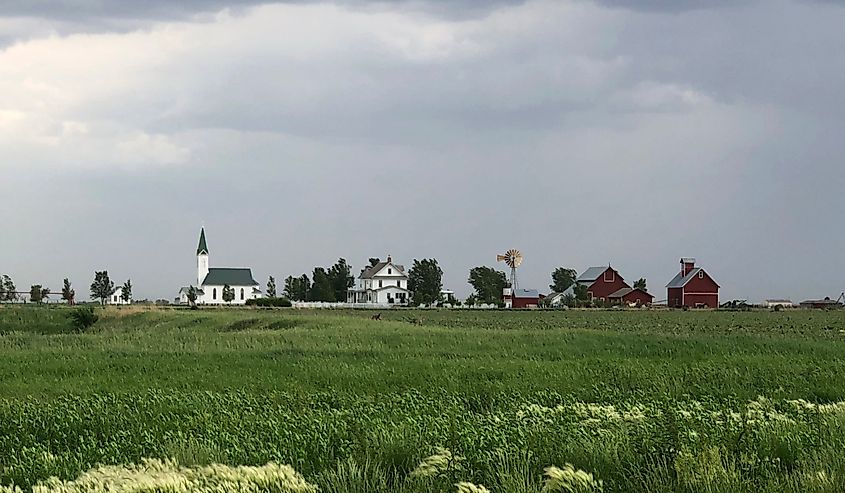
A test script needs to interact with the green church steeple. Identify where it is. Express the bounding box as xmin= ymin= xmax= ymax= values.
xmin=197 ymin=228 xmax=209 ymax=255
